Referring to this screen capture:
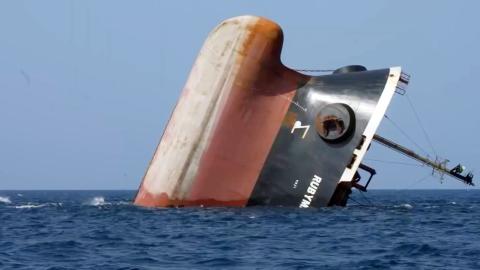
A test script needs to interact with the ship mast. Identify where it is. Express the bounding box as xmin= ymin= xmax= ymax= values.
xmin=372 ymin=134 xmax=474 ymax=186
